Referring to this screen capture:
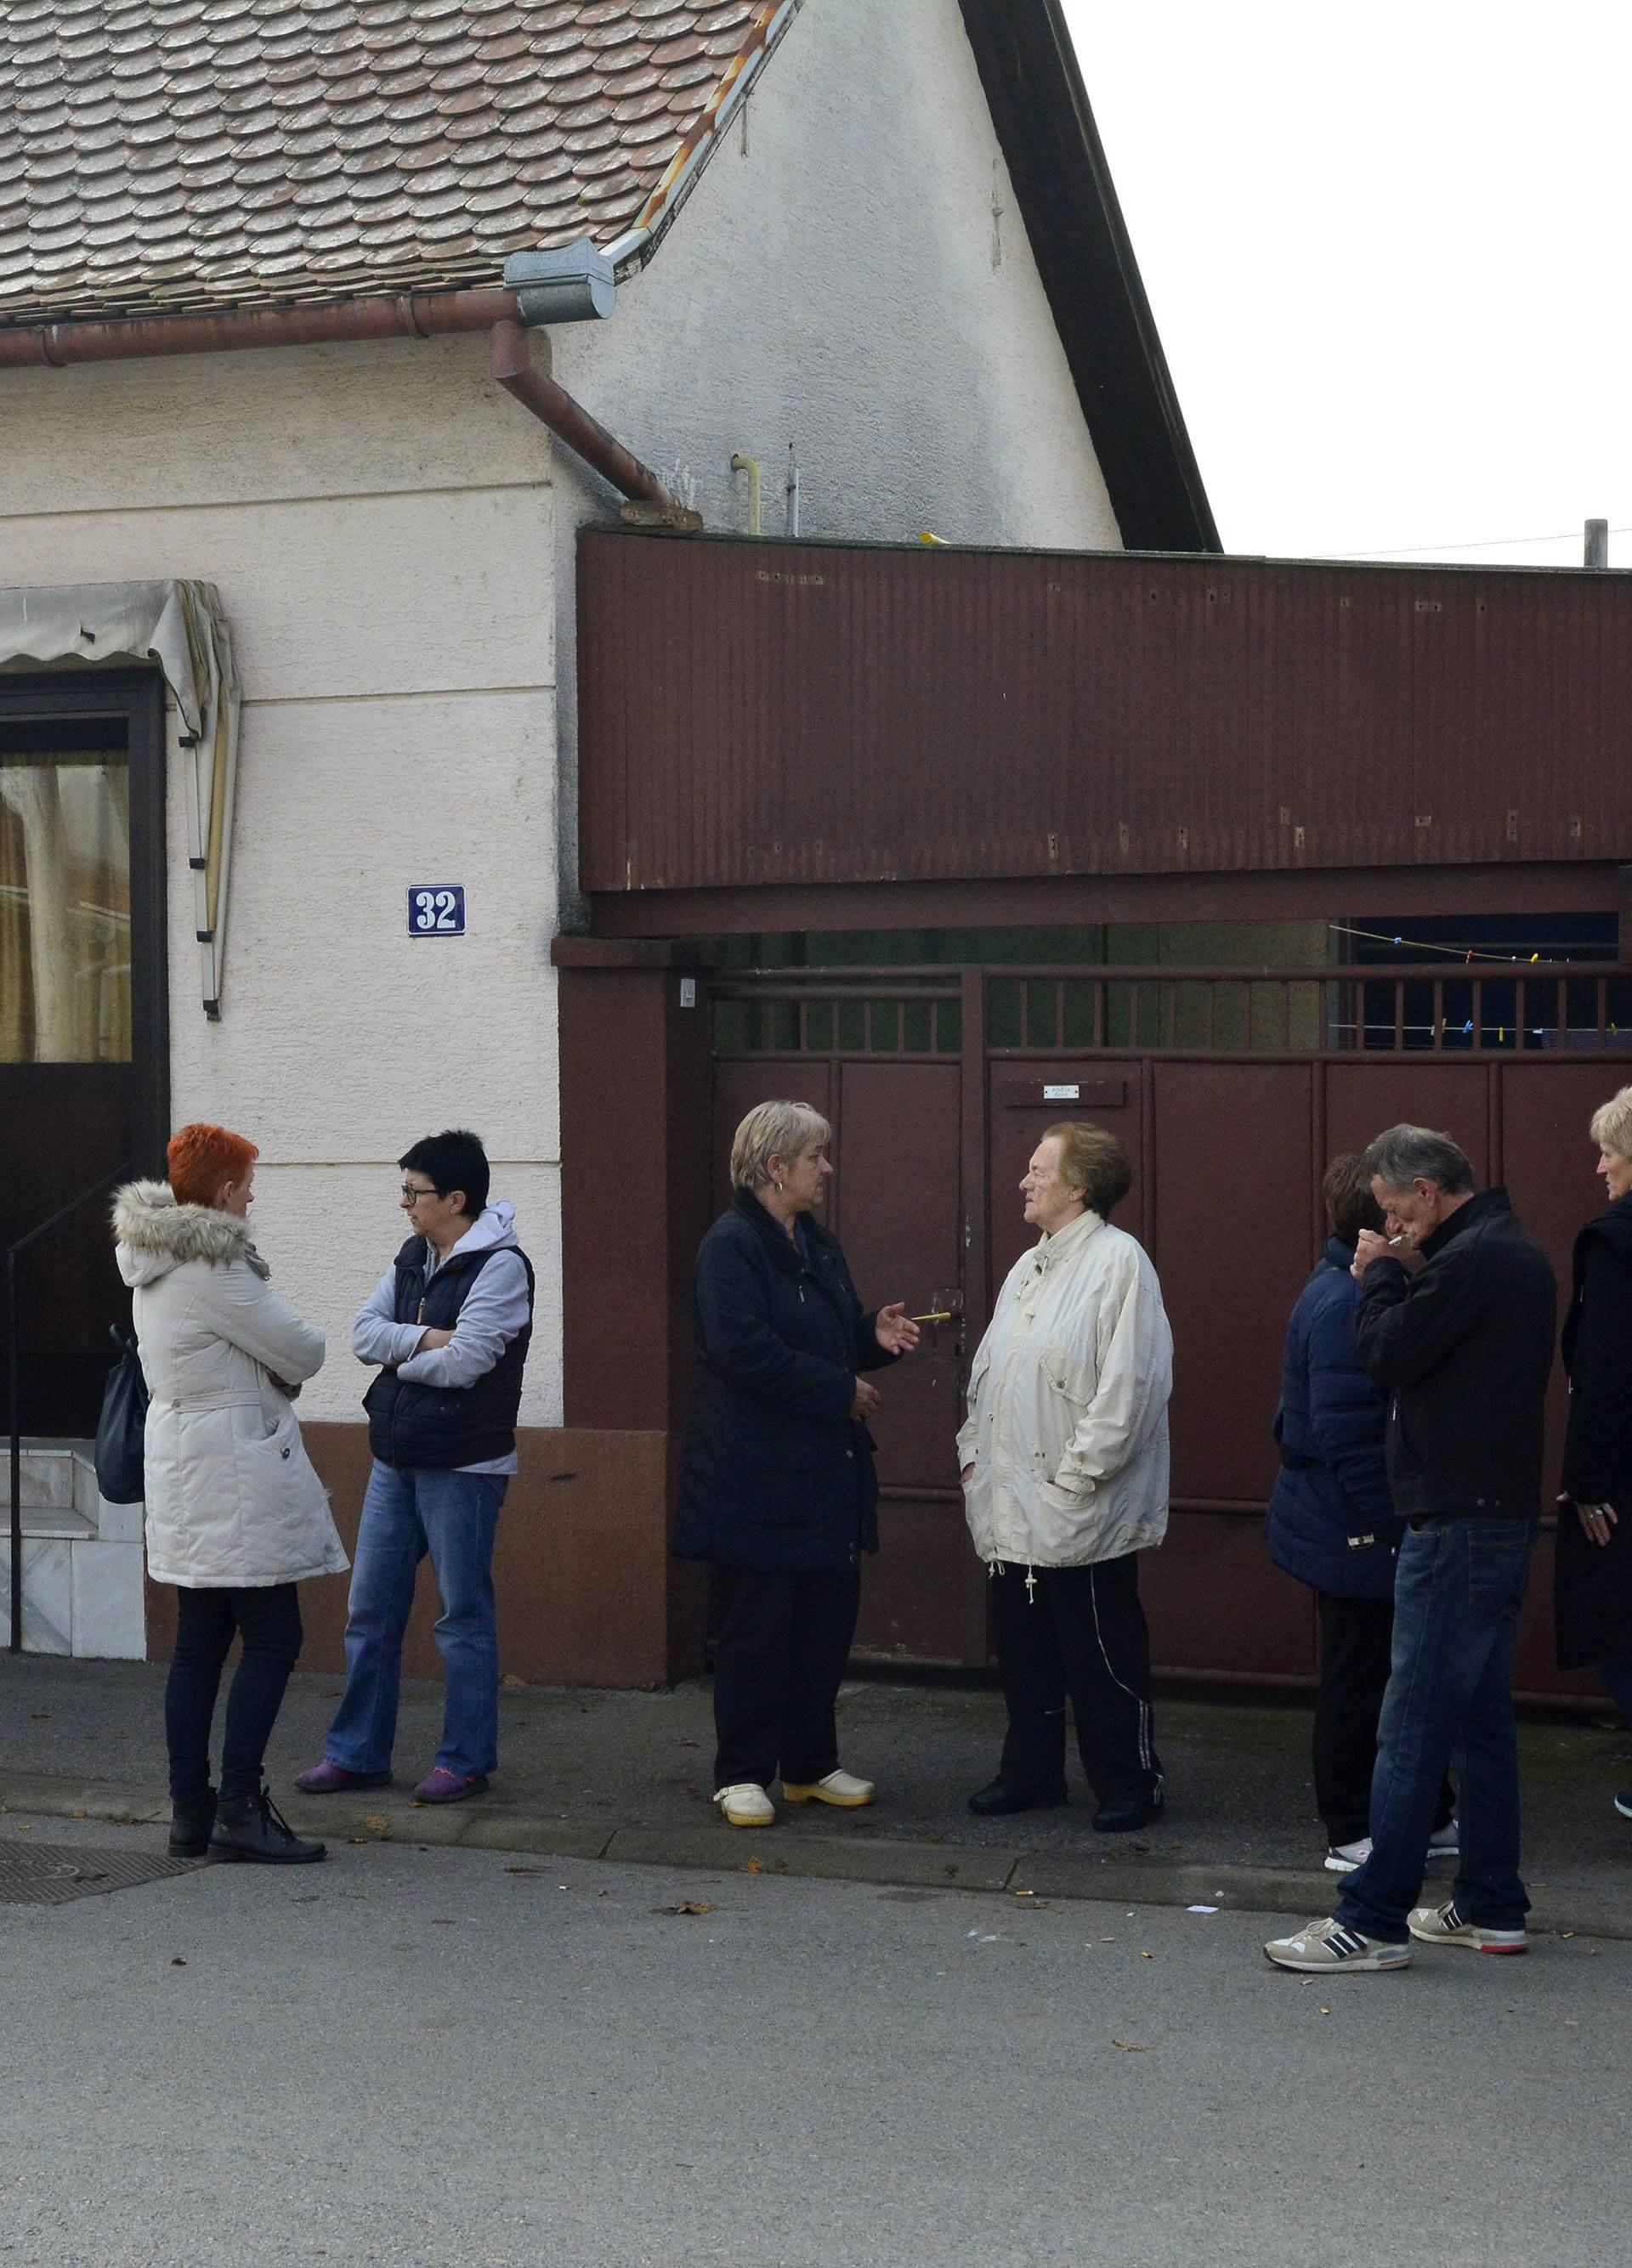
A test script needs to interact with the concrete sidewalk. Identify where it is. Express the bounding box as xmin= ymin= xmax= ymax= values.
xmin=3 ymin=1651 xmax=1629 ymax=1932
